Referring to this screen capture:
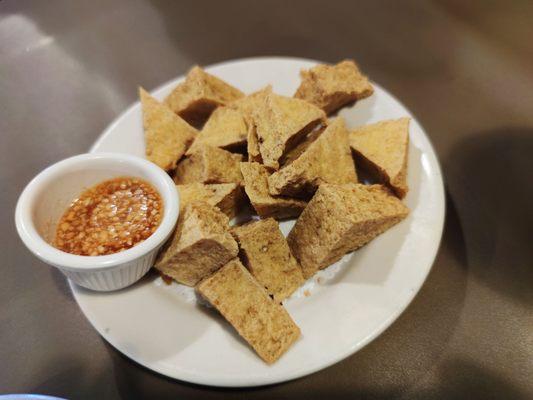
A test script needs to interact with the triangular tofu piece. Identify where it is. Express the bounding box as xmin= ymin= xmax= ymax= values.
xmin=196 ymin=258 xmax=300 ymax=364
xmin=240 ymin=162 xmax=306 ymax=219
xmin=268 ymin=118 xmax=358 ymax=197
xmin=294 ymin=60 xmax=374 ymax=114
xmin=231 ymin=218 xmax=304 ymax=302
xmin=349 ymin=118 xmax=410 ymax=198
xmin=139 ymin=87 xmax=197 ymax=171
xmin=251 ymin=89 xmax=326 ymax=170
xmin=186 ymin=107 xmax=248 ymax=155
xmin=177 ymin=182 xmax=243 ymax=219
xmin=288 ymin=184 xmax=409 ymax=278
xmin=155 ymin=202 xmax=238 ymax=286
xmin=174 ymin=145 xmax=243 ymax=185
xmin=165 ymin=66 xmax=244 ymax=127
xmin=229 ymin=86 xmax=272 ymax=115
xmin=230 ymin=87 xmax=272 ymax=163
